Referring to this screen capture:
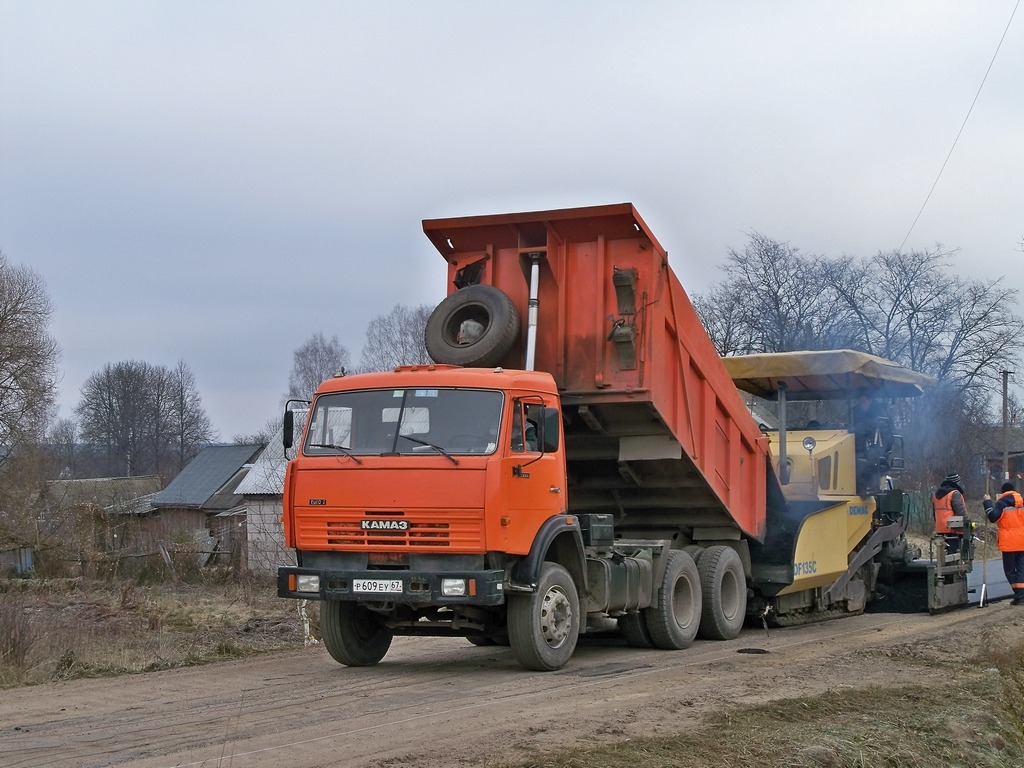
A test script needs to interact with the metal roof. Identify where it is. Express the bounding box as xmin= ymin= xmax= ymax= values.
xmin=235 ymin=433 xmax=287 ymax=496
xmin=722 ymin=349 xmax=936 ymax=401
xmin=45 ymin=476 xmax=163 ymax=512
xmin=236 ymin=412 xmax=306 ymax=496
xmin=154 ymin=444 xmax=263 ymax=509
